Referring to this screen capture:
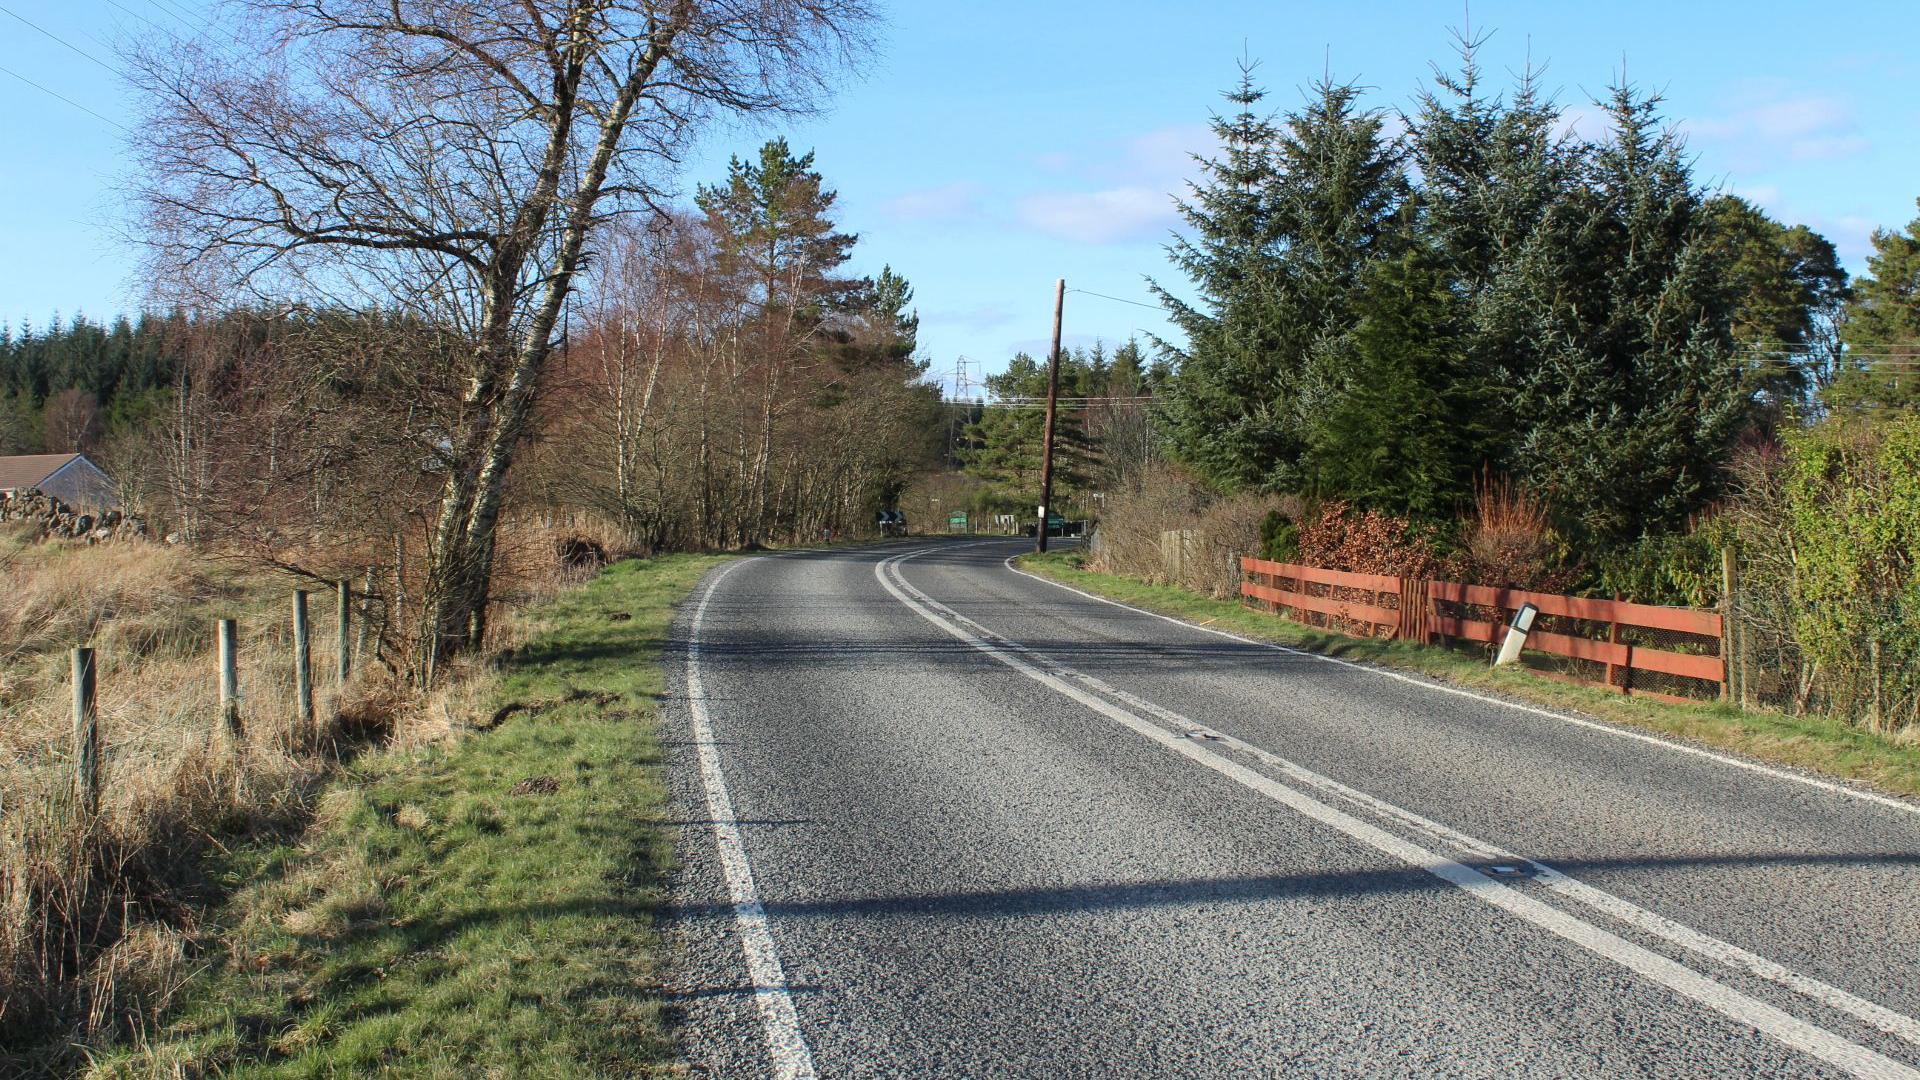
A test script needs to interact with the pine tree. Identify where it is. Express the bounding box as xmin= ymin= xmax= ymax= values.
xmin=696 ymin=138 xmax=859 ymax=324
xmin=1699 ymin=195 xmax=1849 ymax=421
xmin=1832 ymin=199 xmax=1920 ymax=411
xmin=823 ymin=264 xmax=922 ymax=374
